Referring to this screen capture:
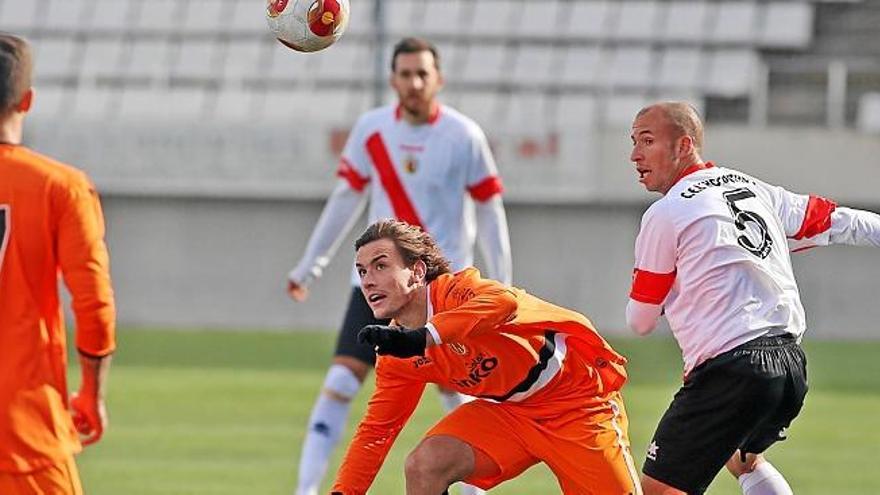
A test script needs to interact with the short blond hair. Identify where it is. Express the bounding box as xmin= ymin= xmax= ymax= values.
xmin=638 ymin=101 xmax=704 ymax=152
